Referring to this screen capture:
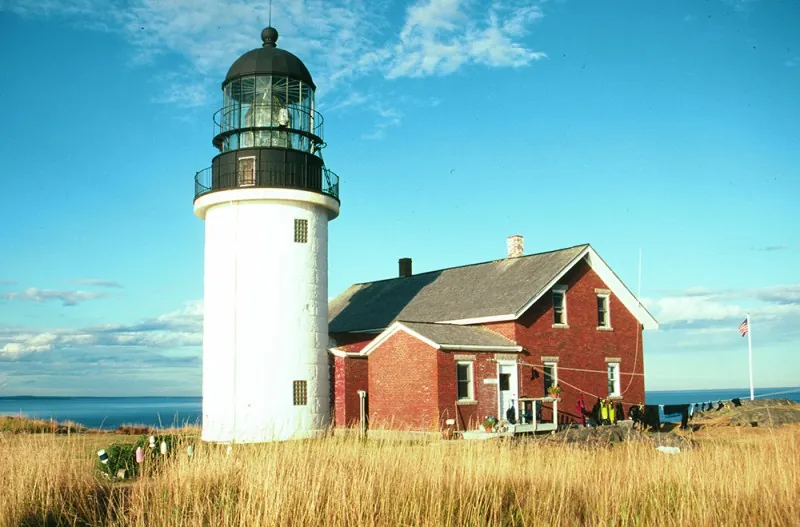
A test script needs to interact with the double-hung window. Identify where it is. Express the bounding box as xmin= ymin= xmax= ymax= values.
xmin=543 ymin=362 xmax=558 ymax=397
xmin=607 ymin=363 xmax=621 ymax=396
xmin=552 ymin=286 xmax=567 ymax=326
xmin=456 ymin=362 xmax=474 ymax=401
xmin=597 ymin=294 xmax=610 ymax=328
